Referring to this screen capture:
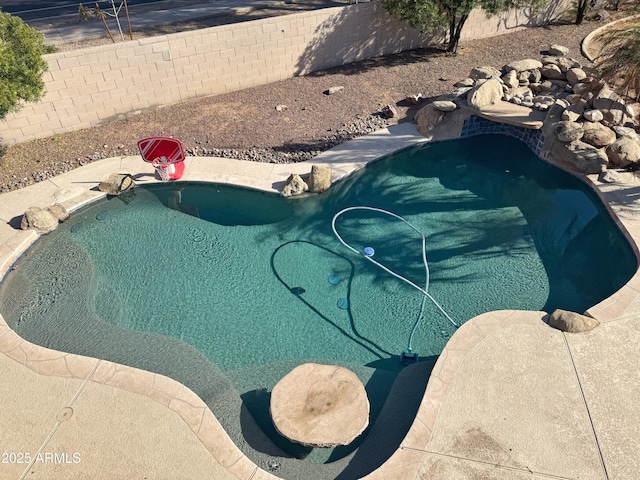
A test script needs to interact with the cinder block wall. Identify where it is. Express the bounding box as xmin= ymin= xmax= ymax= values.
xmin=0 ymin=0 xmax=571 ymax=145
